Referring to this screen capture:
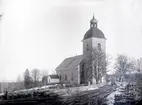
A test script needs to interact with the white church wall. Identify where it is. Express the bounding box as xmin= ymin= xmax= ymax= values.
xmin=92 ymin=37 xmax=106 ymax=52
xmin=83 ymin=38 xmax=92 ymax=57
xmin=83 ymin=37 xmax=106 ymax=54
xmin=56 ymin=66 xmax=80 ymax=85
xmin=102 ymin=75 xmax=106 ymax=83
xmin=82 ymin=38 xmax=92 ymax=63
